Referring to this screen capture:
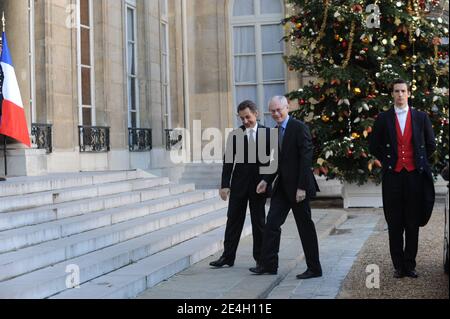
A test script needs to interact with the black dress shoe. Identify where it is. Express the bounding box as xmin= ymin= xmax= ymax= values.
xmin=296 ymin=269 xmax=322 ymax=279
xmin=209 ymin=257 xmax=234 ymax=268
xmin=393 ymin=269 xmax=405 ymax=278
xmin=249 ymin=265 xmax=277 ymax=275
xmin=404 ymin=270 xmax=418 ymax=278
